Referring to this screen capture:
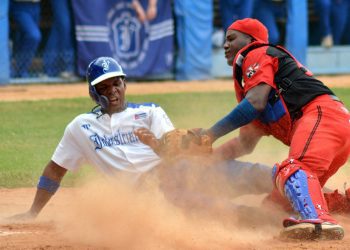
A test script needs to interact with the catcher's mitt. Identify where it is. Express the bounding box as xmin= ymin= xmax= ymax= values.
xmin=157 ymin=128 xmax=213 ymax=158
